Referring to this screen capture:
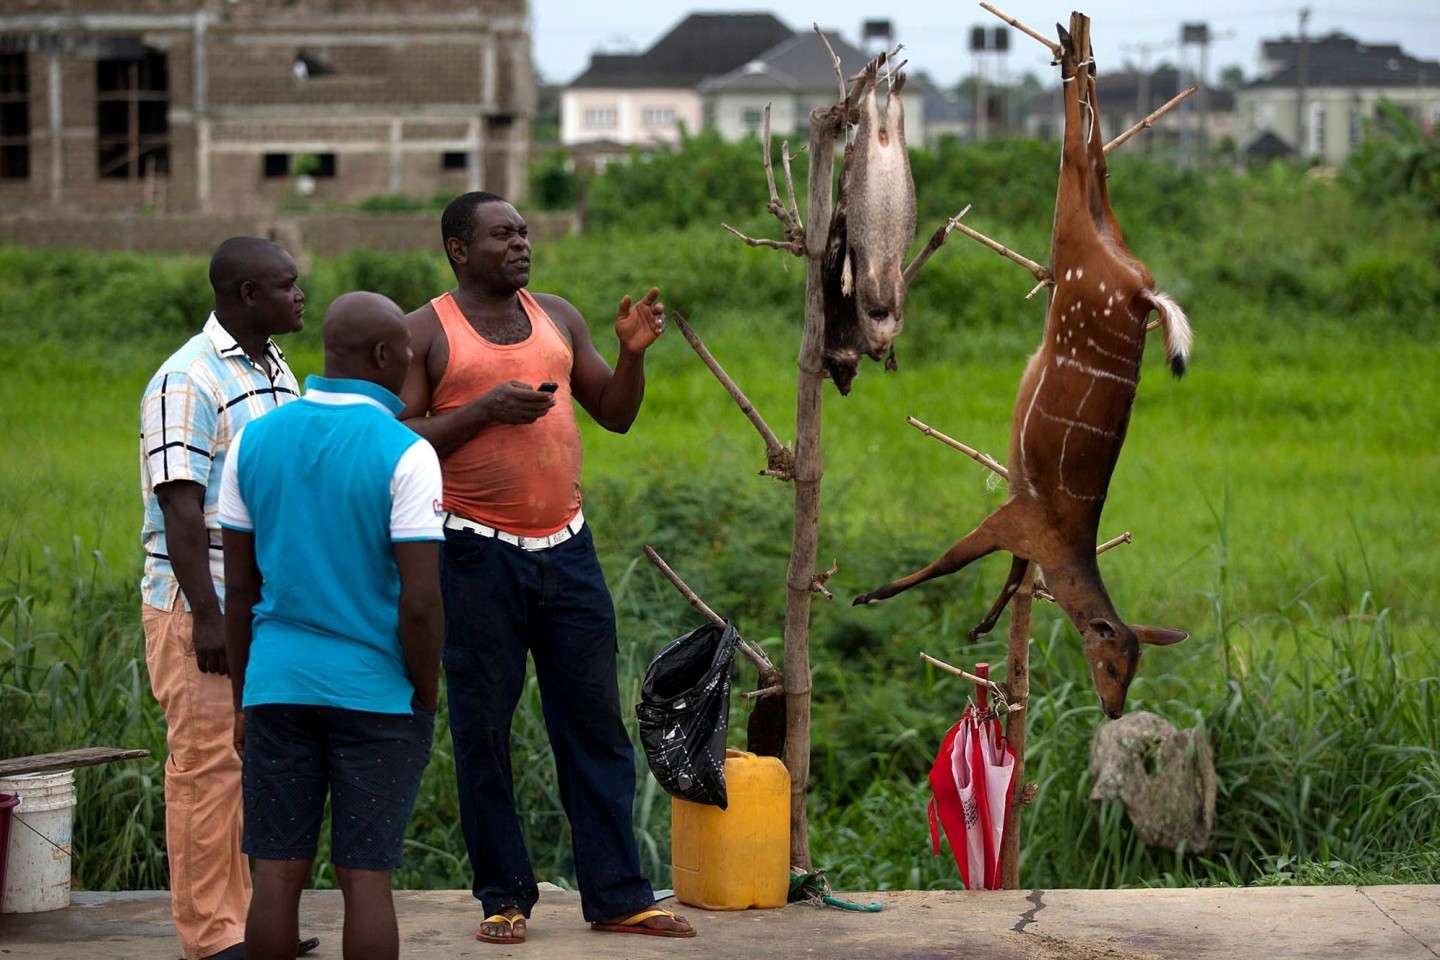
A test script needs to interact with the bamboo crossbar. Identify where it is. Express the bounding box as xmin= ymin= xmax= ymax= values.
xmin=906 ymin=416 xmax=1008 ymax=478
xmin=980 ymin=2 xmax=1061 ymax=57
xmin=1105 ymin=85 xmax=1198 ymax=154
xmin=641 ymin=545 xmax=775 ymax=673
